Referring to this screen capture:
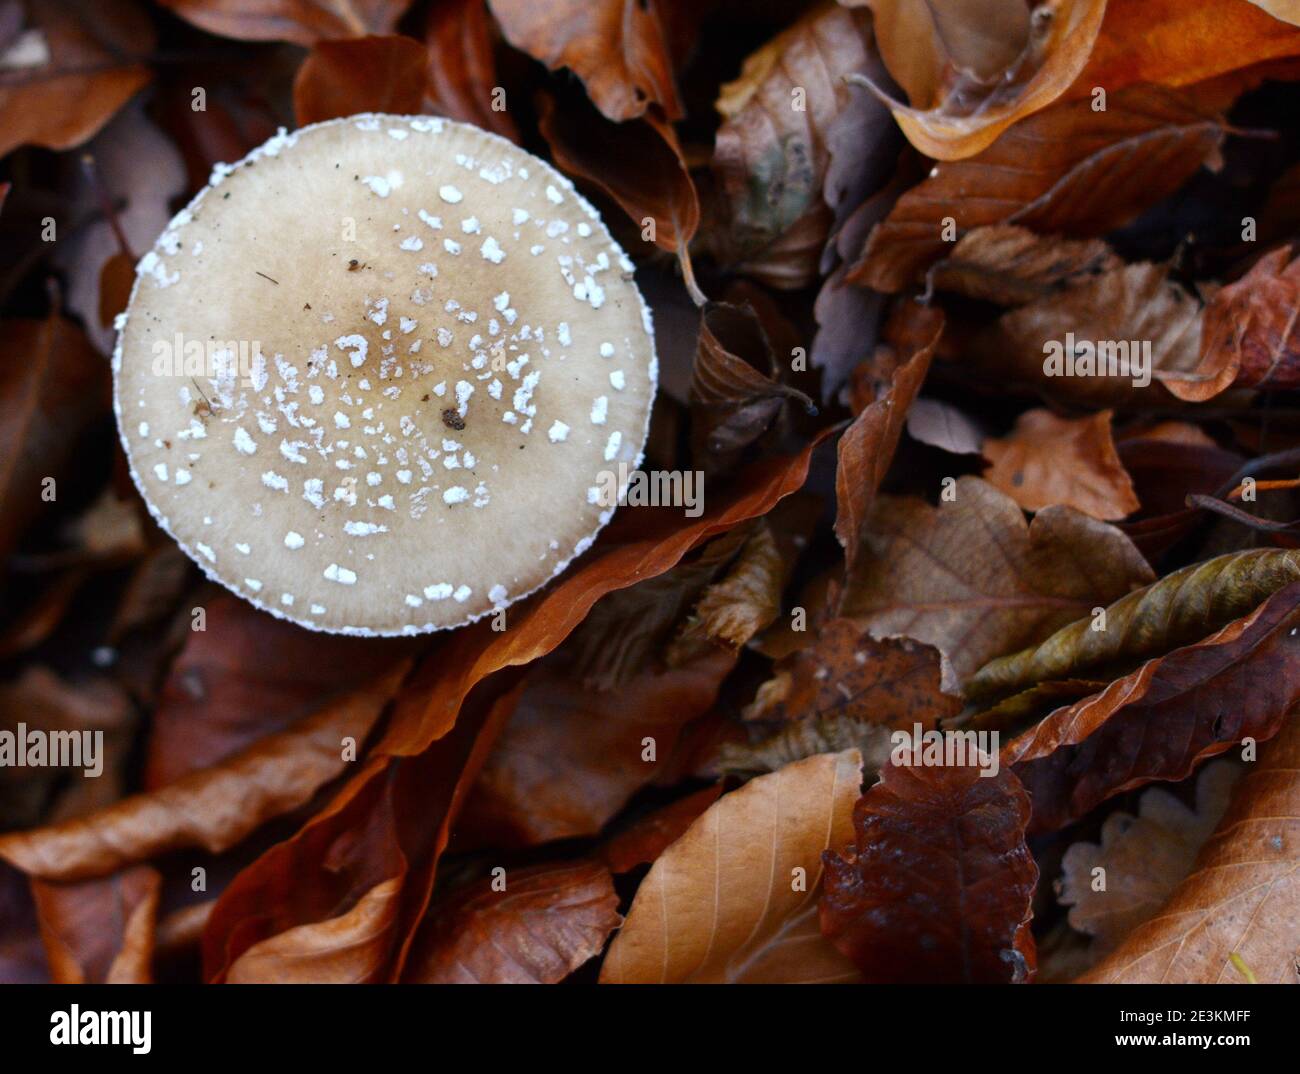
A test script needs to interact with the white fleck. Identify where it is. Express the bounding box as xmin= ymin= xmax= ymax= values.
xmin=324 ymin=563 xmax=358 ymax=585
xmin=284 ymin=531 xmax=305 ymax=549
xmin=590 ymin=396 xmax=608 ymax=425
xmin=439 ymin=184 xmax=463 ymax=203
xmin=443 ymin=486 xmax=469 ymax=505
xmin=233 ymin=427 xmax=257 ymax=455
